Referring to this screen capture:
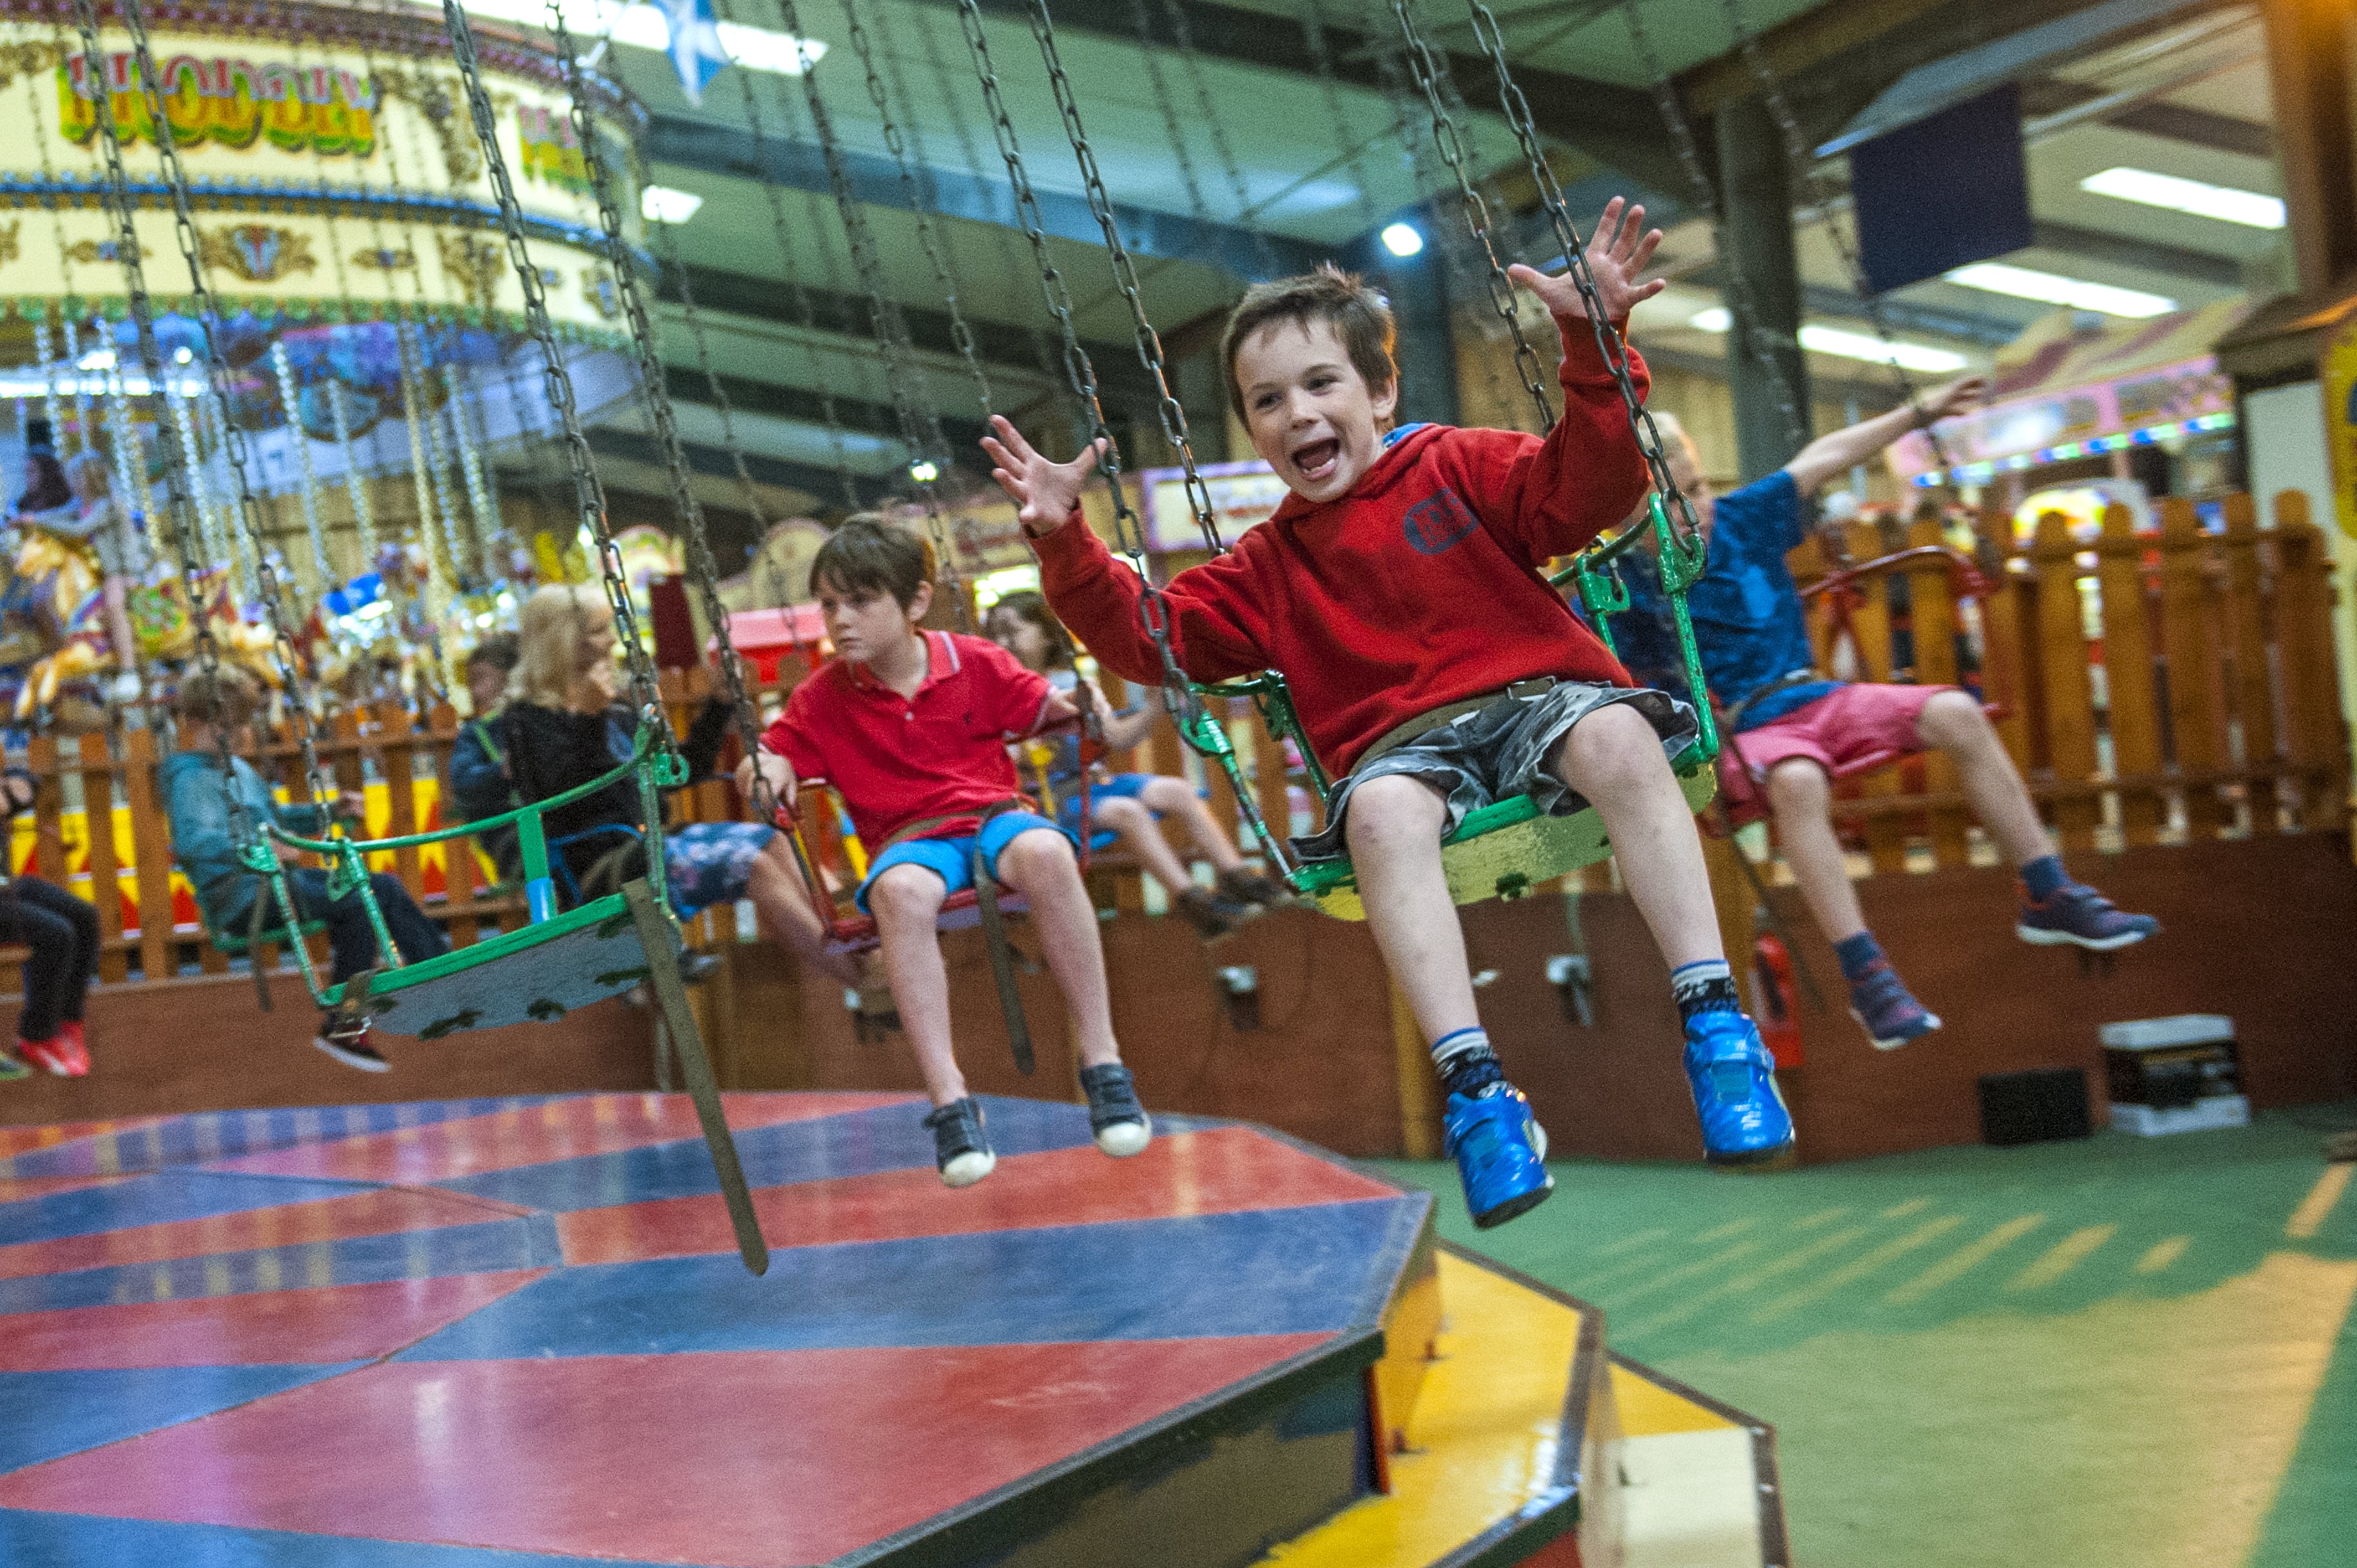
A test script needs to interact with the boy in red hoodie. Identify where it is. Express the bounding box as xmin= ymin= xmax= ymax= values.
xmin=985 ymin=200 xmax=1792 ymax=1228
xmin=748 ymin=517 xmax=1152 ymax=1188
